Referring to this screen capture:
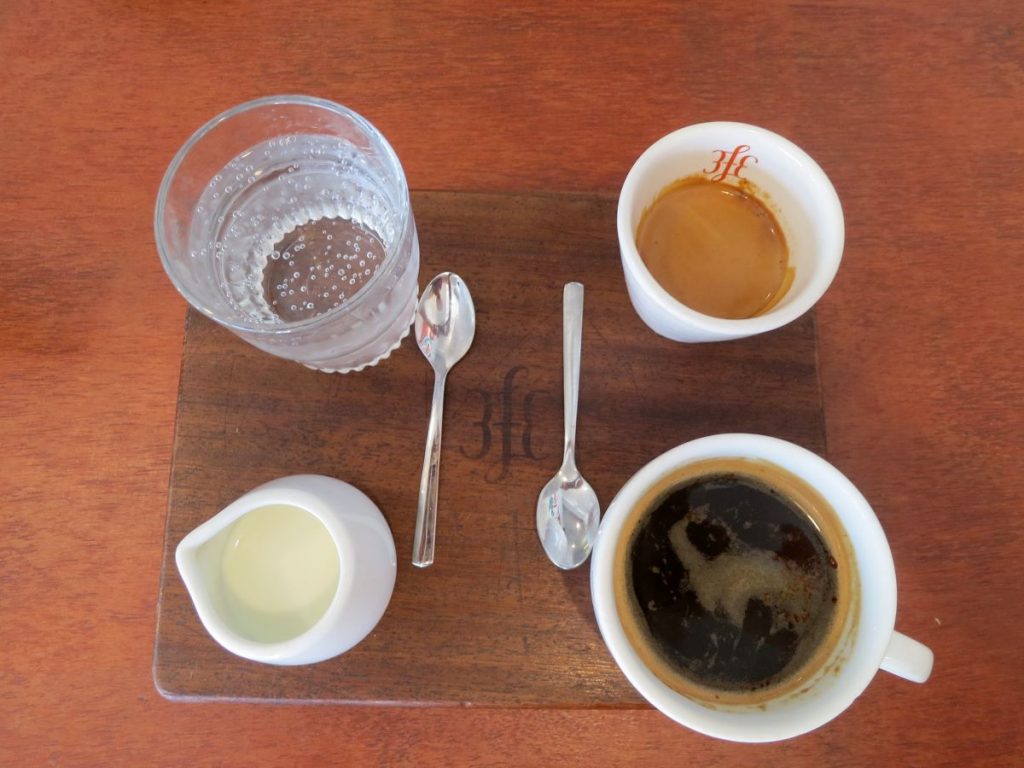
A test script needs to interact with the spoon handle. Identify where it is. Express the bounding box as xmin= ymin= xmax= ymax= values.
xmin=413 ymin=369 xmax=447 ymax=567
xmin=562 ymin=282 xmax=584 ymax=468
